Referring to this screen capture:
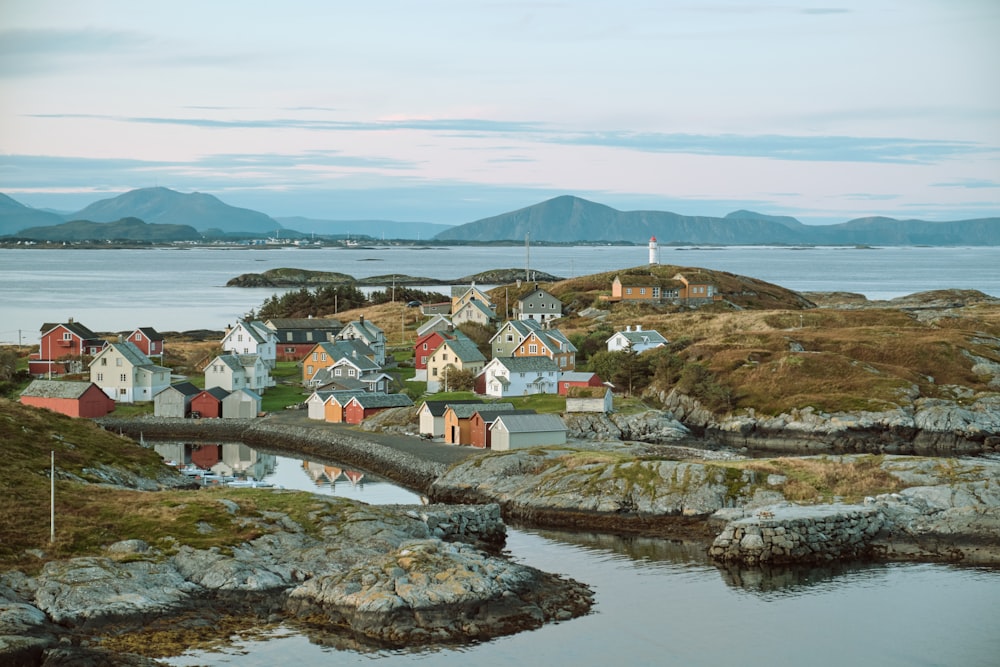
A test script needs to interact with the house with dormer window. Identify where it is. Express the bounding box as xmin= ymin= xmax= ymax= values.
xmin=89 ymin=340 xmax=170 ymax=403
xmin=426 ymin=338 xmax=486 ymax=393
xmin=30 ymin=319 xmax=108 ymax=376
xmin=336 ymin=315 xmax=386 ymax=366
xmin=221 ymin=320 xmax=278 ymax=368
xmin=515 ymin=286 xmax=563 ymax=324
